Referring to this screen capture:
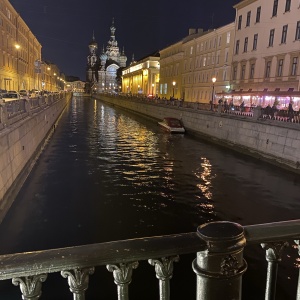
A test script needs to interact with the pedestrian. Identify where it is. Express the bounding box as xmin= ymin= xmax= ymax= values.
xmin=209 ymin=100 xmax=213 ymax=111
xmin=265 ymin=104 xmax=272 ymax=119
xmin=224 ymin=99 xmax=229 ymax=113
xmin=240 ymin=101 xmax=245 ymax=112
xmin=271 ymin=103 xmax=278 ymax=120
xmin=288 ymin=102 xmax=294 ymax=121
